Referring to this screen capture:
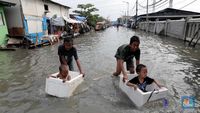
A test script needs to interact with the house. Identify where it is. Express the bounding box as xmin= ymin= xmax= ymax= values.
xmin=3 ymin=0 xmax=70 ymax=47
xmin=0 ymin=0 xmax=15 ymax=47
xmin=137 ymin=8 xmax=200 ymax=46
xmin=138 ymin=8 xmax=200 ymax=21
